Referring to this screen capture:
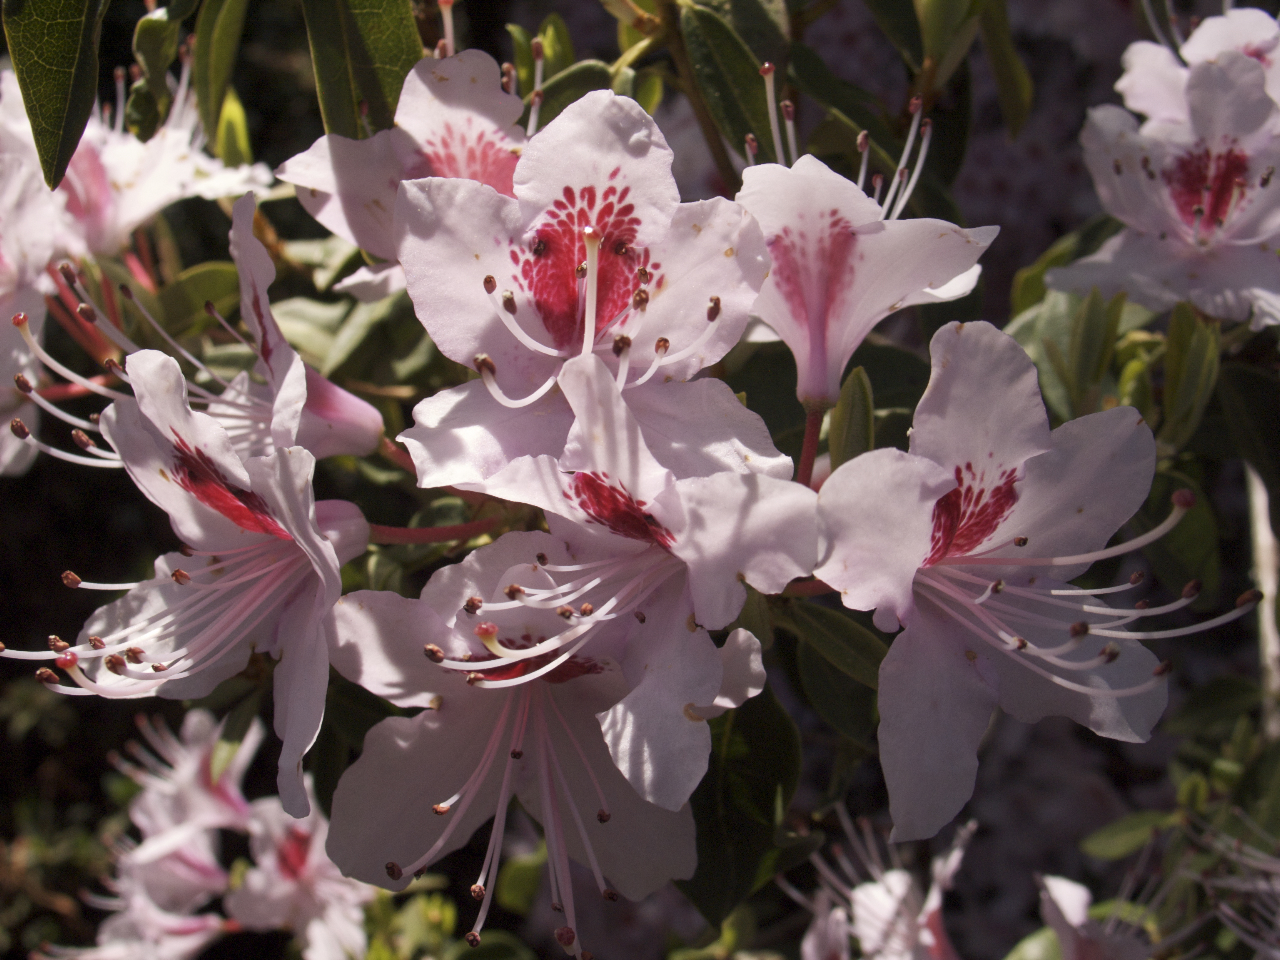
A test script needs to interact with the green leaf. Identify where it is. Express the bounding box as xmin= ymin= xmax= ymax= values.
xmin=323 ymin=290 xmax=413 ymax=377
xmin=797 ymin=640 xmax=877 ymax=746
xmin=676 ymin=686 xmax=805 ymax=925
xmin=1064 ymin=288 xmax=1123 ymax=417
xmin=1165 ymin=676 xmax=1260 ymax=738
xmin=633 ymin=67 xmax=664 ymax=115
xmin=209 ymin=685 xmax=265 ymax=782
xmin=494 ymin=842 xmax=546 ymax=917
xmin=524 ymin=59 xmax=613 ymax=131
xmin=1217 ymin=362 xmax=1280 ymax=536
xmin=977 ymin=0 xmax=1032 ymax=135
xmin=913 ymin=0 xmax=979 ymax=73
xmin=2 ymin=0 xmax=112 ymax=187
xmin=788 ymin=42 xmax=897 ymax=151
xmin=681 ymin=4 xmax=778 ymax=164
xmin=1009 ymin=215 xmax=1123 ymax=315
xmin=193 ymin=0 xmax=250 ymax=146
xmin=694 ymin=0 xmax=790 ymax=67
xmin=537 ymin=13 xmax=575 ymax=80
xmin=1001 ymin=925 xmax=1061 ymax=960
xmin=506 ymin=23 xmax=534 ymax=97
xmin=157 ymin=261 xmax=241 ymax=334
xmin=785 ymin=600 xmax=888 ymax=689
xmin=849 ymin=340 xmax=931 ymax=410
xmin=215 ymin=86 xmax=253 ymax=165
xmin=298 ymin=0 xmax=423 ymax=139
xmin=861 ymin=0 xmax=923 ymax=70
xmin=127 ymin=8 xmax=182 ymax=139
xmin=1158 ymin=303 xmax=1220 ymax=456
xmin=1132 ymin=469 xmax=1221 ymax=609
xmin=1080 ymin=810 xmax=1174 ymax=860
xmin=827 ymin=366 xmax=874 ymax=471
